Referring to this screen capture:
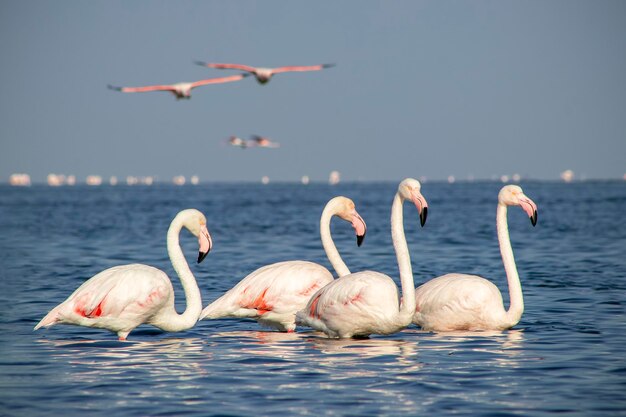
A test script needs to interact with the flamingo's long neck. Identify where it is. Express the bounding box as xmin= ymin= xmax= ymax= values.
xmin=391 ymin=193 xmax=416 ymax=325
xmin=320 ymin=201 xmax=350 ymax=277
xmin=159 ymin=215 xmax=203 ymax=331
xmin=496 ymin=203 xmax=524 ymax=327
